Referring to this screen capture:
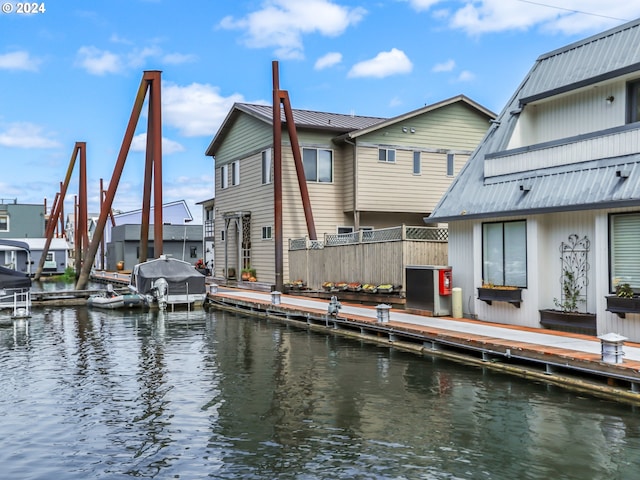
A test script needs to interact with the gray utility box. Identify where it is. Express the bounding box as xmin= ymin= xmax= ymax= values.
xmin=406 ymin=265 xmax=452 ymax=316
